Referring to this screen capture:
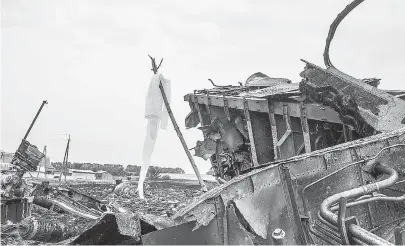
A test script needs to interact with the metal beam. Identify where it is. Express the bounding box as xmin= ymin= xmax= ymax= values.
xmin=184 ymin=94 xmax=342 ymax=124
xmin=243 ymin=98 xmax=258 ymax=167
xmin=223 ymin=95 xmax=231 ymax=121
xmin=205 ymin=90 xmax=212 ymax=123
xmin=275 ymin=104 xmax=296 ymax=159
xmin=268 ymin=100 xmax=279 ymax=160
xmin=299 ymin=102 xmax=312 ymax=154
xmin=193 ymin=93 xmax=204 ymax=126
